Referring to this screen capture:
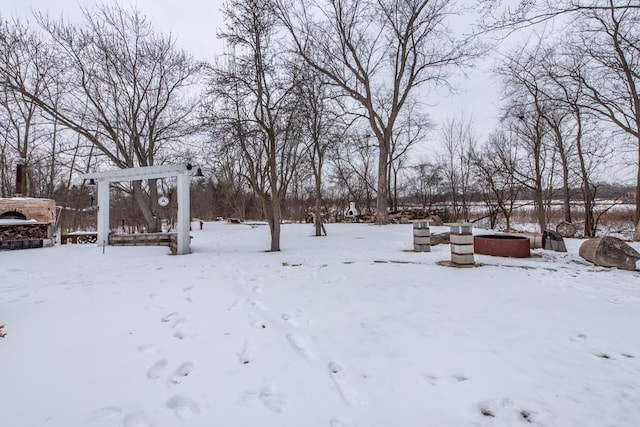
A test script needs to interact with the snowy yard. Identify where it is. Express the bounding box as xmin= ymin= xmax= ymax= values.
xmin=1 ymin=222 xmax=639 ymax=427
